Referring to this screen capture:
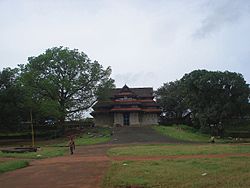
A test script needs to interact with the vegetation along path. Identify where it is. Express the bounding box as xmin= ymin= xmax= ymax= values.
xmin=1 ymin=127 xmax=250 ymax=188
